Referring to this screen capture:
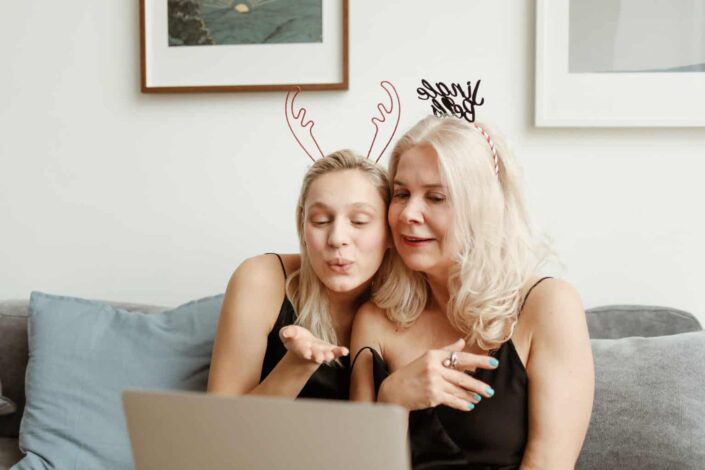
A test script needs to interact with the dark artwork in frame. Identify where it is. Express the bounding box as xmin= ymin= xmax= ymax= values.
xmin=167 ymin=0 xmax=323 ymax=47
